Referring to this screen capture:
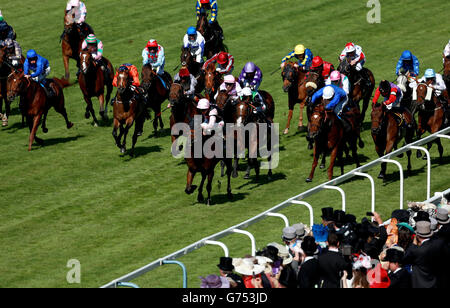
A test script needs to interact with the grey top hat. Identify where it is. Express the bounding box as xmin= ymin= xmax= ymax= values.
xmin=282 ymin=226 xmax=296 ymax=240
xmin=292 ymin=223 xmax=306 ymax=238
xmin=436 ymin=208 xmax=450 ymax=225
xmin=415 ymin=221 xmax=434 ymax=238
